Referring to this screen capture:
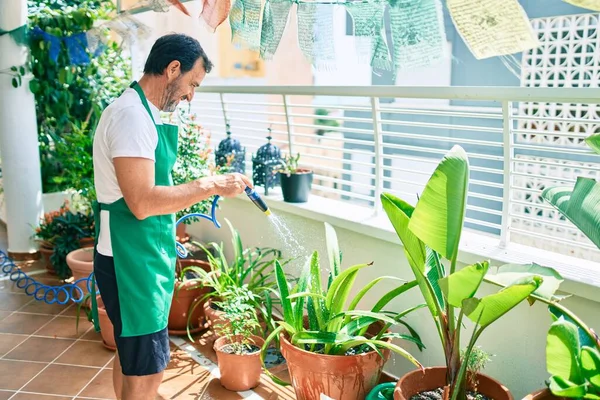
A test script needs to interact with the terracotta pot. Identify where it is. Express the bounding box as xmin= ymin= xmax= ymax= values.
xmin=523 ymin=389 xmax=566 ymax=400
xmin=39 ymin=246 xmax=56 ymax=275
xmin=280 ymin=322 xmax=391 ymax=400
xmin=214 ymin=335 xmax=265 ymax=391
xmin=66 ymin=248 xmax=94 ymax=296
xmin=96 ymin=296 xmax=116 ymax=351
xmin=168 ymin=260 xmax=212 ymax=334
xmin=79 ymin=237 xmax=95 ymax=248
xmin=176 ymin=224 xmax=190 ymax=244
xmin=393 ymin=367 xmax=513 ymax=400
